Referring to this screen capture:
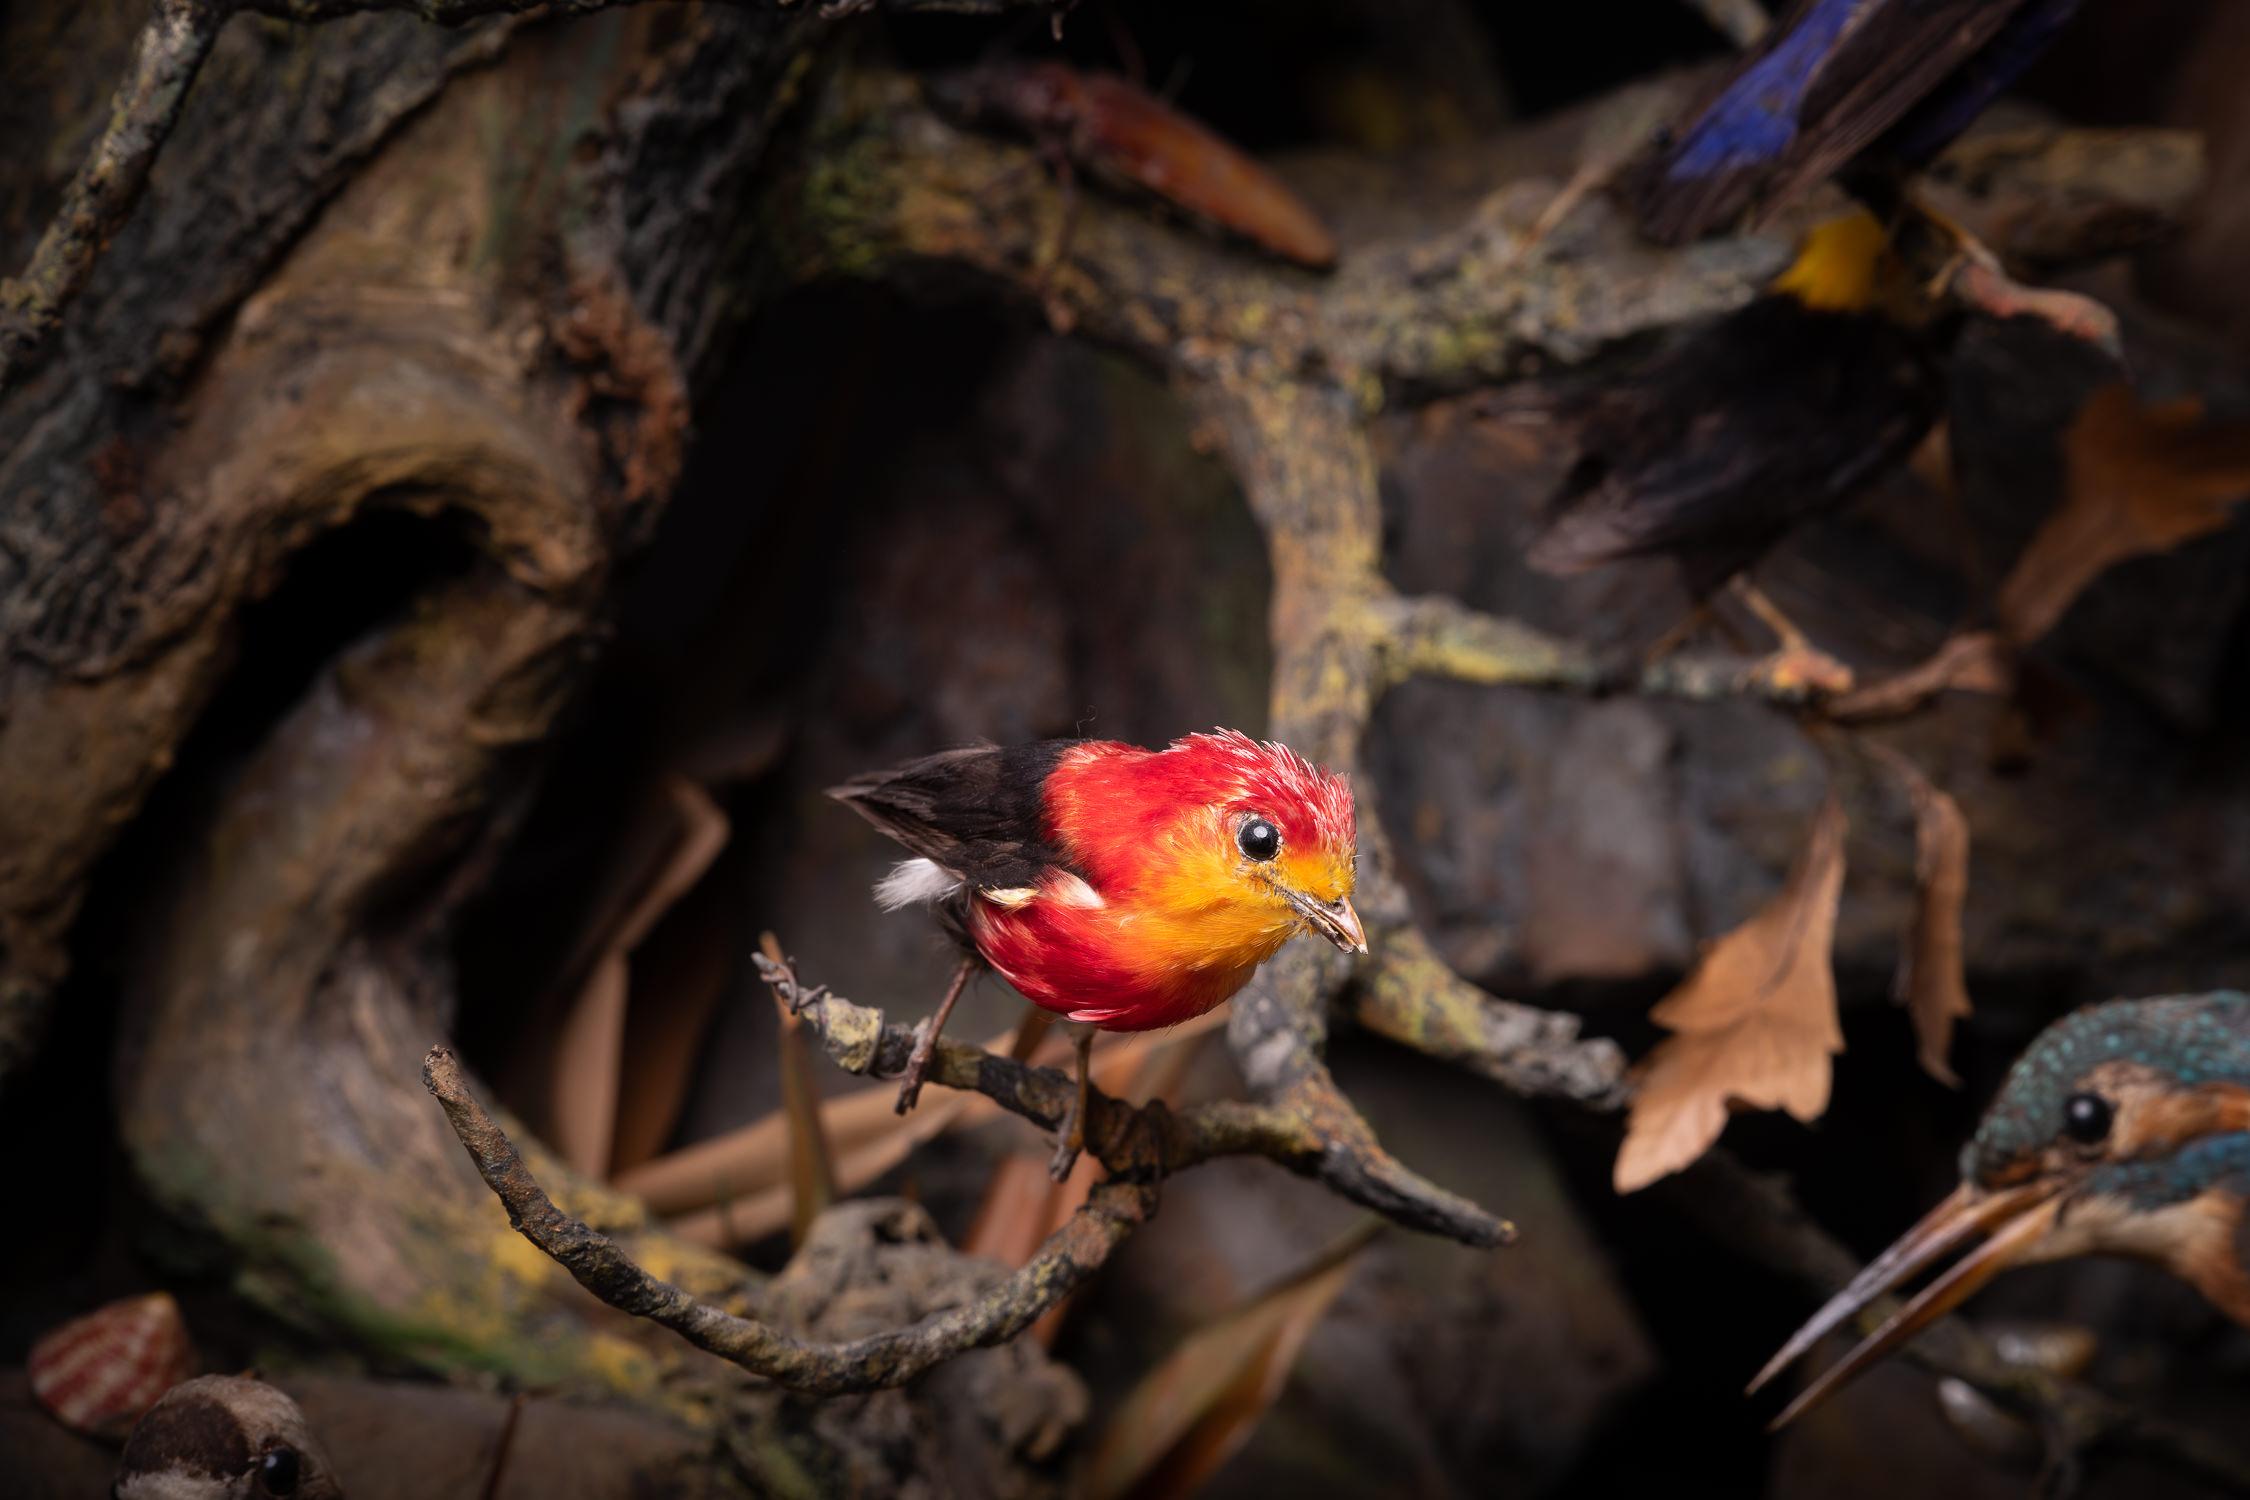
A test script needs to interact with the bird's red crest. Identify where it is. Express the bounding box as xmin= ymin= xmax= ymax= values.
xmin=1169 ymin=728 xmax=1357 ymax=852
